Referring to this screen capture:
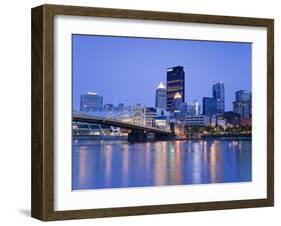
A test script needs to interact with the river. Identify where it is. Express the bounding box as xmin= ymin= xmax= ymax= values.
xmin=72 ymin=138 xmax=251 ymax=190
